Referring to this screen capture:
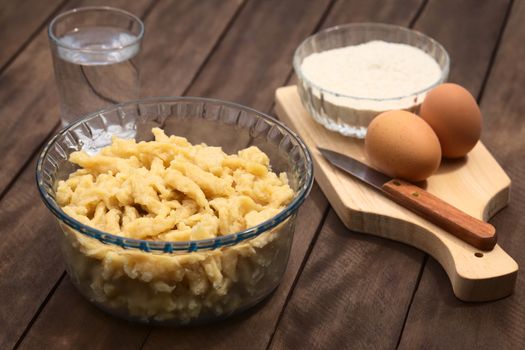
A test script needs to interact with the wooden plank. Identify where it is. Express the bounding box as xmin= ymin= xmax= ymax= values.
xmin=0 ymin=1 xmax=165 ymax=349
xmin=270 ymin=0 xmax=511 ymax=348
xmin=183 ymin=0 xmax=330 ymax=111
xmin=412 ymin=0 xmax=510 ymax=93
xmin=0 ymin=0 xmax=153 ymax=196
xmin=271 ymin=210 xmax=424 ymax=349
xmin=318 ymin=0 xmax=422 ymax=26
xmin=0 ymin=0 xmax=64 ymax=70
xmin=0 ymin=1 xmax=154 ymax=347
xmin=143 ymin=1 xmax=425 ymax=349
xmin=140 ymin=1 xmax=333 ymax=348
xmin=21 ymin=277 xmax=149 ymax=350
xmin=0 ymin=168 xmax=66 ymax=350
xmin=140 ymin=0 xmax=245 ymax=96
xmin=0 ymin=2 xmax=155 ymax=346
xmin=12 ymin=1 xmax=244 ymax=349
xmin=398 ymin=0 xmax=525 ymax=348
xmin=271 ymin=1 xmax=423 ymax=349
